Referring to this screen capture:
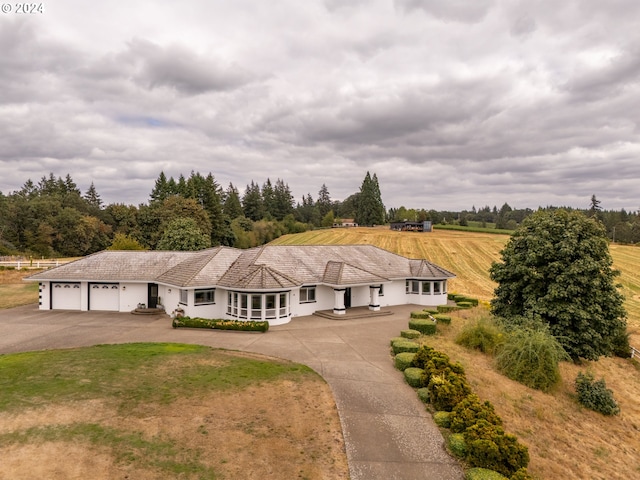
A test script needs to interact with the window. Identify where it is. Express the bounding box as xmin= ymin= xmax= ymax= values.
xmin=251 ymin=295 xmax=262 ymax=319
xmin=422 ymin=281 xmax=431 ymax=295
xmin=300 ymin=286 xmax=316 ymax=303
xmin=265 ymin=294 xmax=276 ymax=319
xmin=179 ymin=289 xmax=188 ymax=305
xmin=195 ymin=289 xmax=215 ymax=305
xmin=434 ymin=282 xmax=441 ymax=294
xmin=379 ymin=284 xmax=384 ymax=296
xmin=279 ymin=293 xmax=287 ymax=317
xmin=406 ymin=280 xmax=419 ymax=294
